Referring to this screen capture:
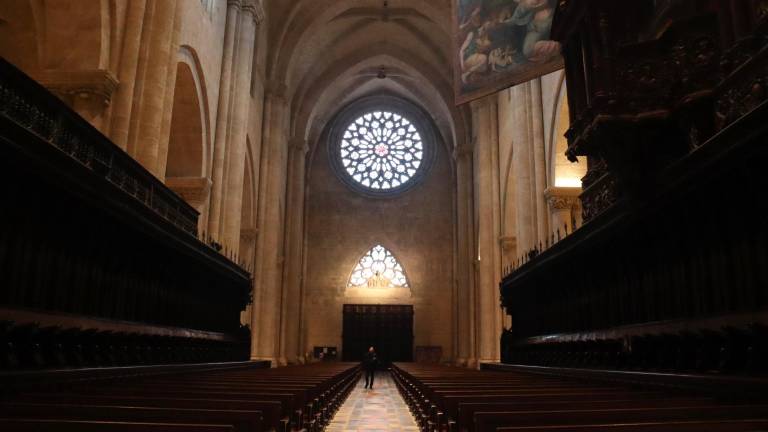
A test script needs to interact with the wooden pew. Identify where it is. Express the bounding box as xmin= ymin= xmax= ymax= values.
xmin=0 ymin=403 xmax=262 ymax=432
xmin=390 ymin=363 xmax=768 ymax=432
xmin=495 ymin=419 xmax=768 ymax=431
xmin=474 ymin=405 xmax=768 ymax=432
xmin=0 ymin=418 xmax=236 ymax=431
xmin=2 ymin=362 xmax=360 ymax=432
